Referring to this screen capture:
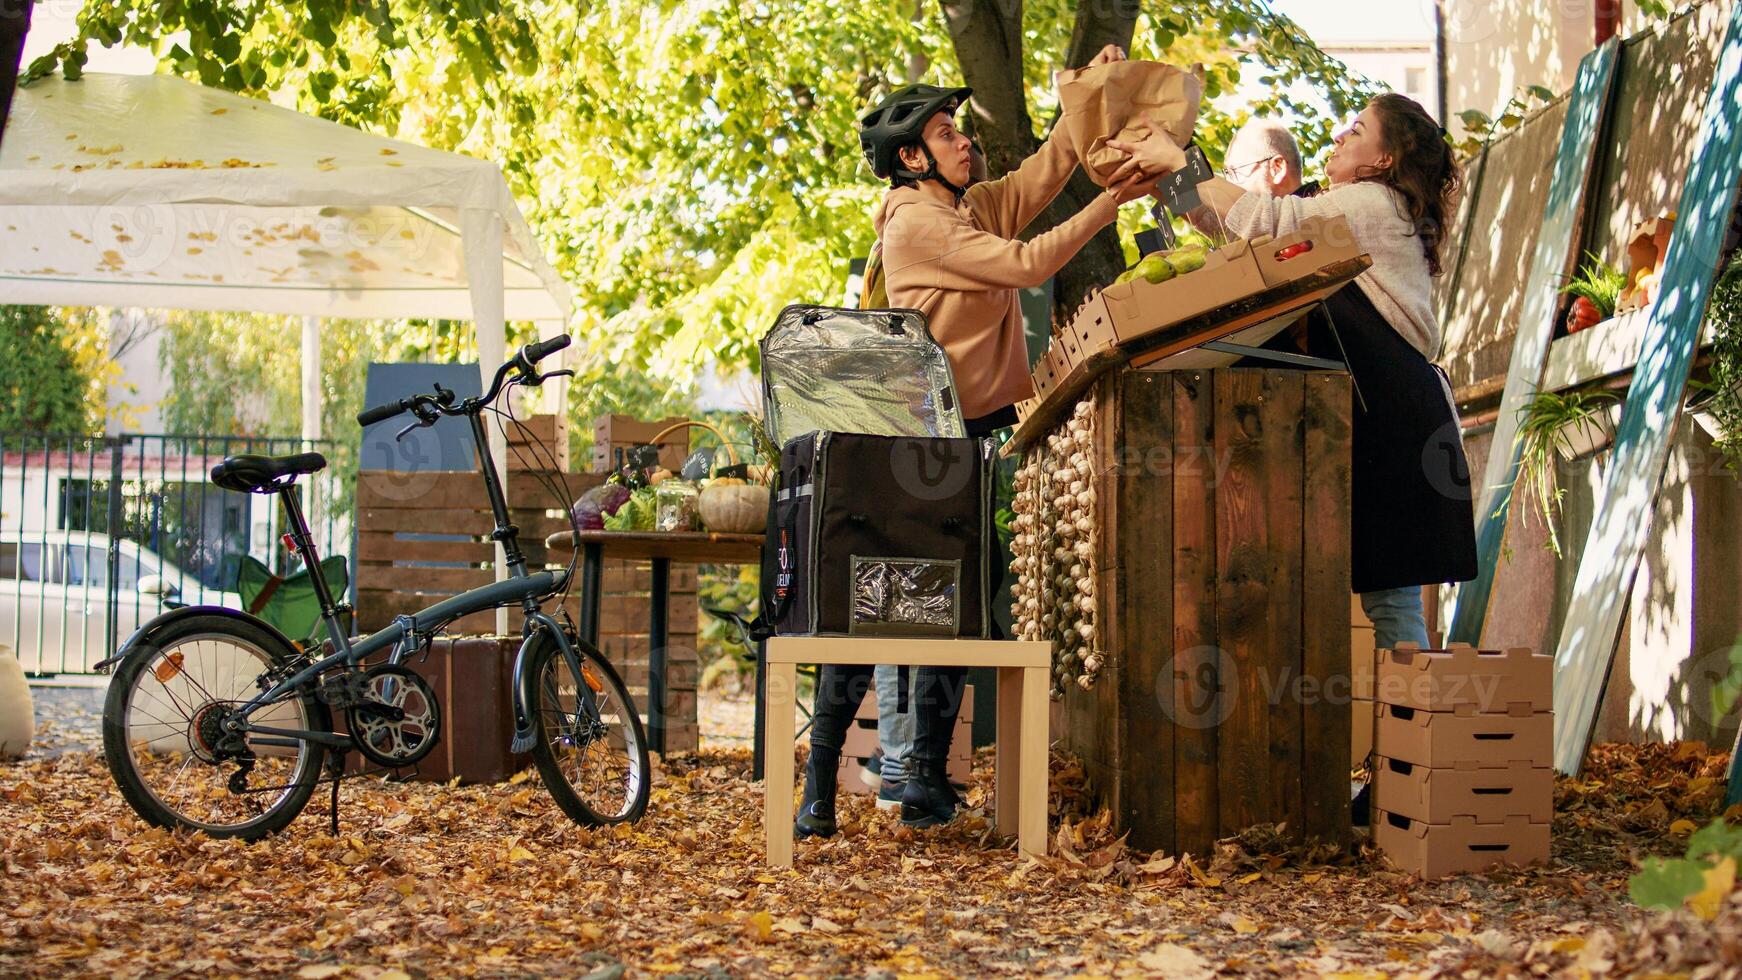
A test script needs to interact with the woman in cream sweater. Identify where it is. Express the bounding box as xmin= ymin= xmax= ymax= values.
xmin=1116 ymin=93 xmax=1478 ymax=650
